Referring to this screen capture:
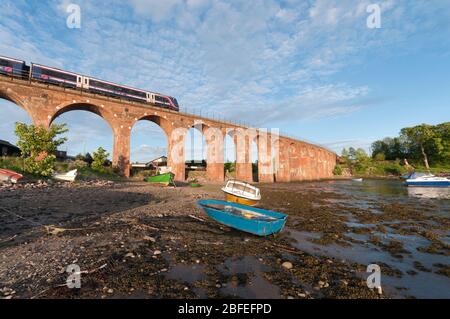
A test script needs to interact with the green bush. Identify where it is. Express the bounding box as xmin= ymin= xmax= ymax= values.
xmin=224 ymin=162 xmax=236 ymax=173
xmin=72 ymin=159 xmax=88 ymax=169
xmin=91 ymin=147 xmax=110 ymax=173
xmin=374 ymin=153 xmax=386 ymax=161
xmin=14 ymin=122 xmax=68 ymax=177
xmin=333 ymin=164 xmax=343 ymax=175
